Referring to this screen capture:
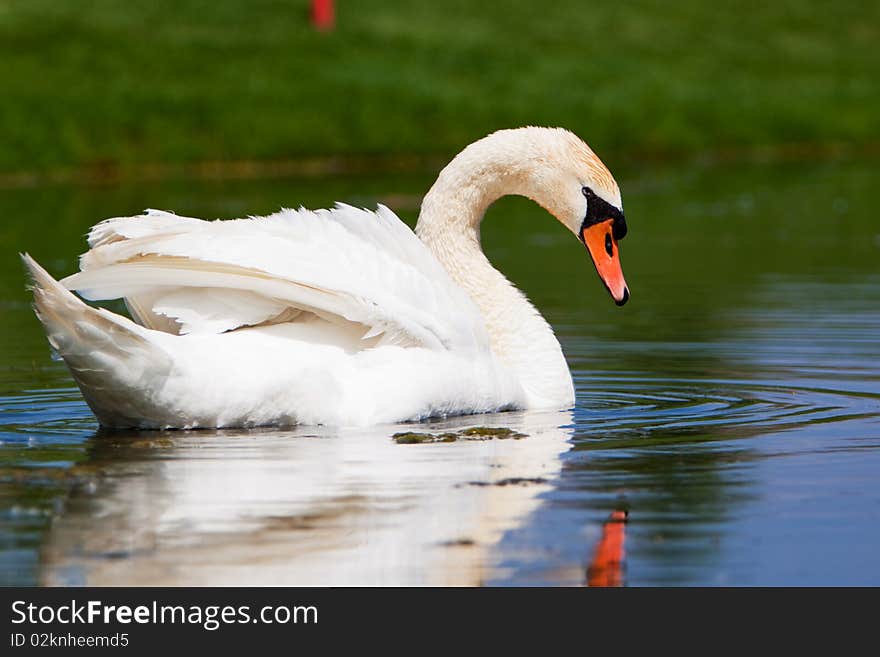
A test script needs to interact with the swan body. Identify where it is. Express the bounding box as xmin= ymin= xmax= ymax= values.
xmin=24 ymin=127 xmax=628 ymax=428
